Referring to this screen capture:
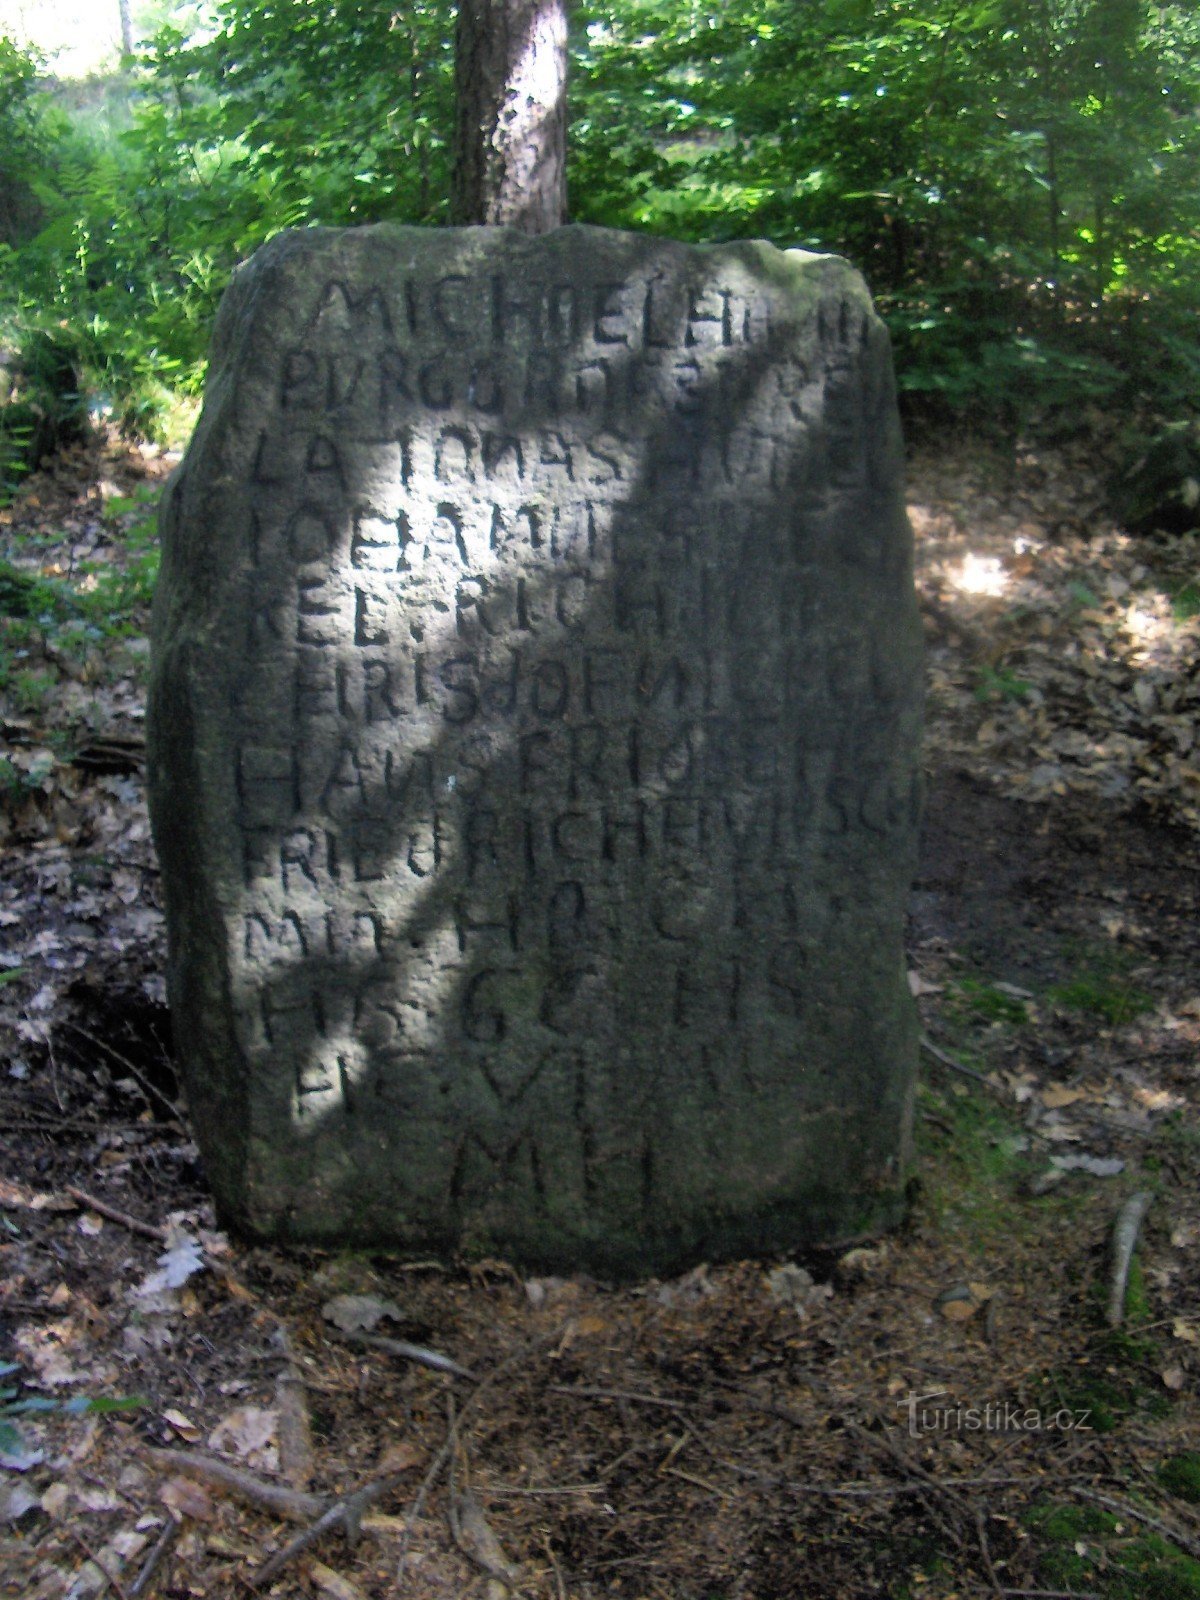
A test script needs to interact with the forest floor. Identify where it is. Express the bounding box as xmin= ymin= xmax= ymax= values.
xmin=0 ymin=429 xmax=1198 ymax=1600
